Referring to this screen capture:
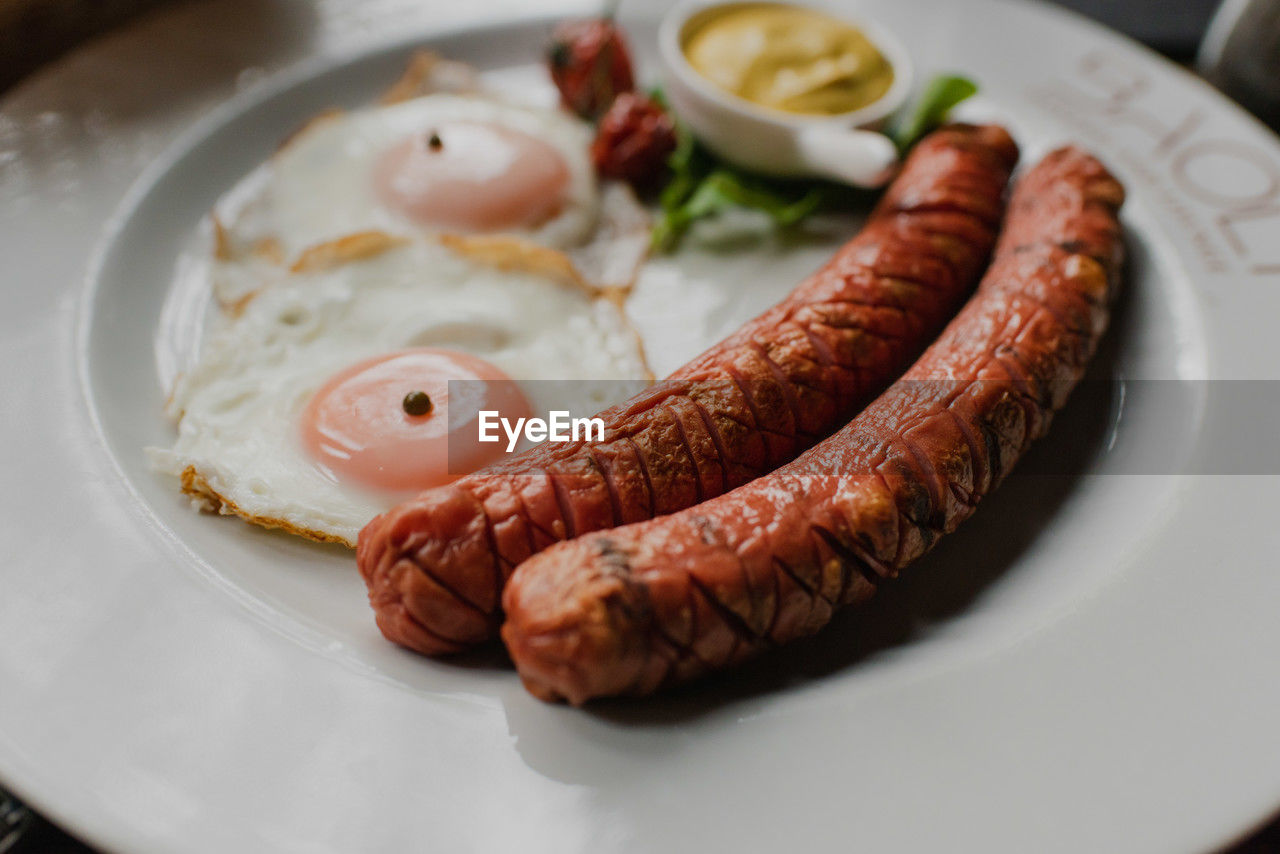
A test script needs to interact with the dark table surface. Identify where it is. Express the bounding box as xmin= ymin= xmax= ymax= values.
xmin=0 ymin=0 xmax=1277 ymax=851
